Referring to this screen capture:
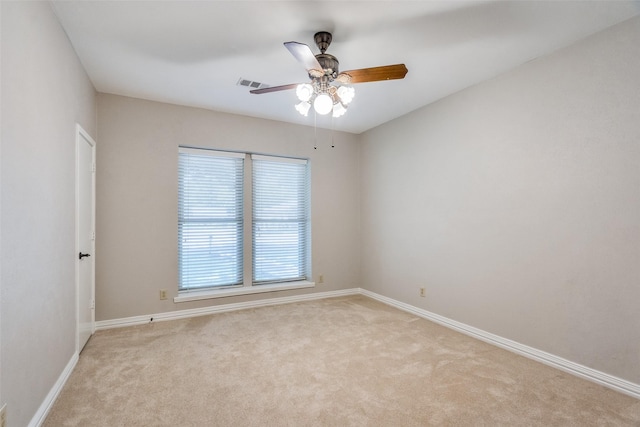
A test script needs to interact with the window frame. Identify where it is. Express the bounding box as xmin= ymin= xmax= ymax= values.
xmin=175 ymin=147 xmax=314 ymax=302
